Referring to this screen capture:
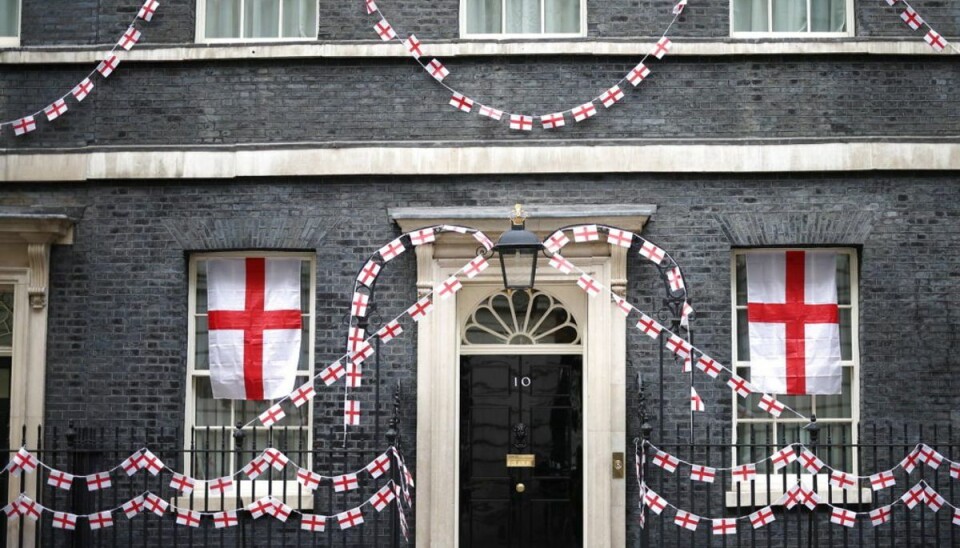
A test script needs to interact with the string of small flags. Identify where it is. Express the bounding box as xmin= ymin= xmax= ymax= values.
xmin=640 ymin=478 xmax=959 ymax=533
xmin=3 ymin=480 xmax=405 ymax=533
xmin=637 ymin=444 xmax=960 ymax=533
xmin=884 ymin=0 xmax=958 ymax=54
xmin=545 ymin=224 xmax=808 ymax=422
xmin=364 ymin=0 xmax=688 ymax=130
xmin=2 ymin=446 xmax=413 ymax=502
xmin=643 ymin=439 xmax=959 ymax=486
xmin=2 ymin=0 xmax=159 ymax=136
